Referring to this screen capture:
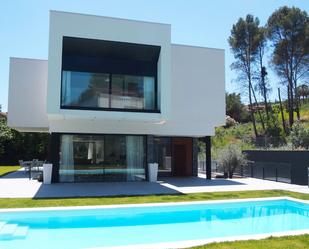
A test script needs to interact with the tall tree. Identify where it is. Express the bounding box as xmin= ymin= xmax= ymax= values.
xmin=255 ymin=27 xmax=271 ymax=122
xmin=267 ymin=6 xmax=309 ymax=128
xmin=229 ymin=14 xmax=264 ymax=137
